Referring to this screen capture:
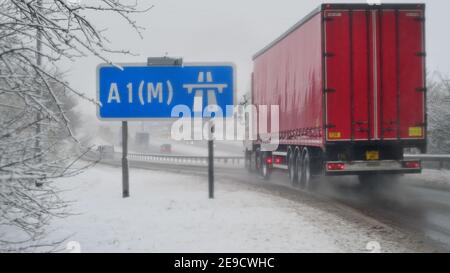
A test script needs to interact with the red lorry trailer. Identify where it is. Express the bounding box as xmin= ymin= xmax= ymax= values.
xmin=245 ymin=3 xmax=427 ymax=188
